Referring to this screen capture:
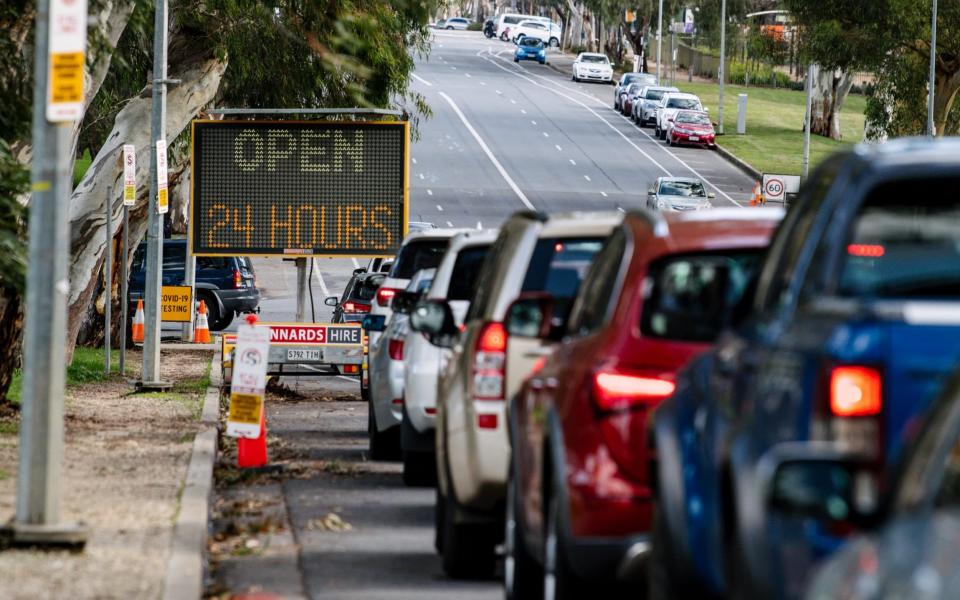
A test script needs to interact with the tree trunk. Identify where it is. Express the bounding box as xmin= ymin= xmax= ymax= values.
xmin=808 ymin=64 xmax=853 ymax=140
xmin=934 ymin=68 xmax=960 ymax=136
xmin=563 ymin=0 xmax=583 ymax=50
xmin=65 ymin=51 xmax=227 ymax=361
xmin=0 ymin=290 xmax=23 ymax=404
